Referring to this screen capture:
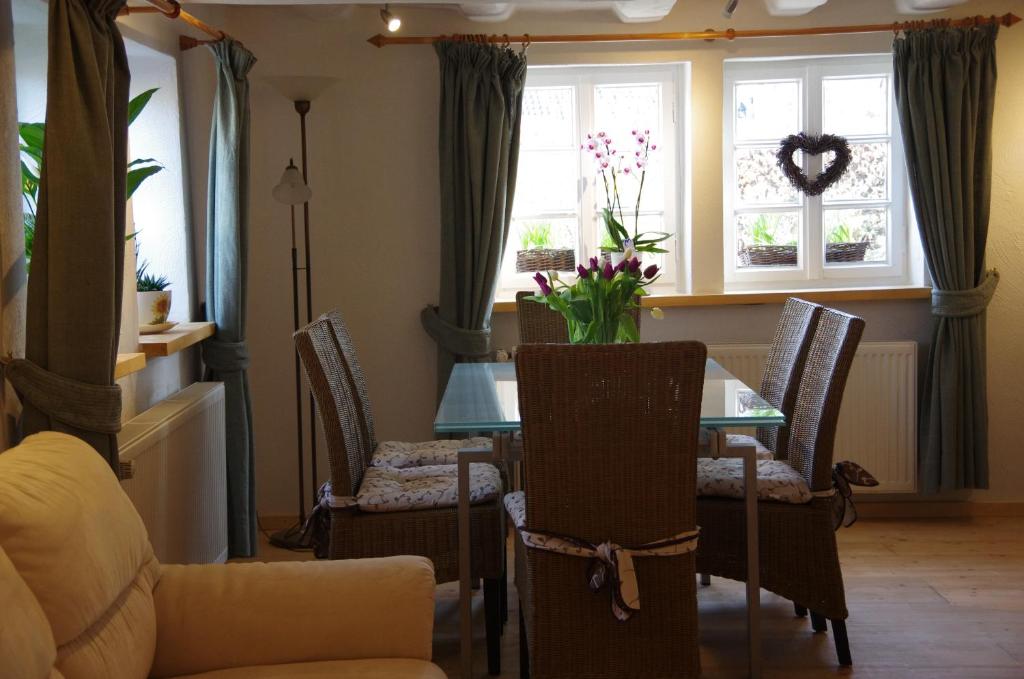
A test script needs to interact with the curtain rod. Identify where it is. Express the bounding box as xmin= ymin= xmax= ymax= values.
xmin=367 ymin=12 xmax=1019 ymax=47
xmin=118 ymin=0 xmax=229 ymax=46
